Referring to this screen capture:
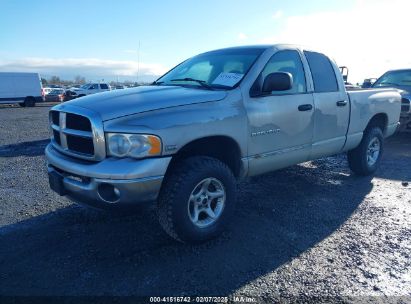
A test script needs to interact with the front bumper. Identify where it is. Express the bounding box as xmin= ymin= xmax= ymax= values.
xmin=45 ymin=144 xmax=171 ymax=207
